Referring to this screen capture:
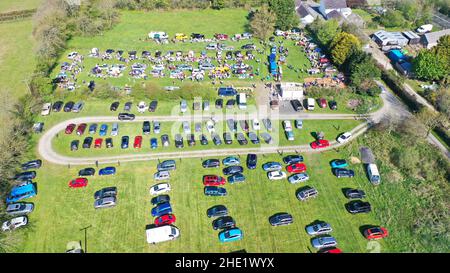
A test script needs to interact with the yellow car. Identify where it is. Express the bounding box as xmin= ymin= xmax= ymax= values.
xmin=175 ymin=33 xmax=188 ymax=41
xmin=214 ymin=66 xmax=230 ymax=73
